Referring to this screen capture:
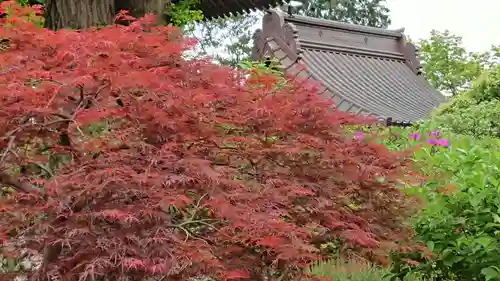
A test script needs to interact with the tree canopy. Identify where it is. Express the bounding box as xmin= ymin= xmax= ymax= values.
xmin=0 ymin=4 xmax=422 ymax=280
xmin=416 ymin=30 xmax=498 ymax=96
xmin=296 ymin=0 xmax=391 ymax=28
xmin=2 ymin=1 xmax=500 ymax=281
